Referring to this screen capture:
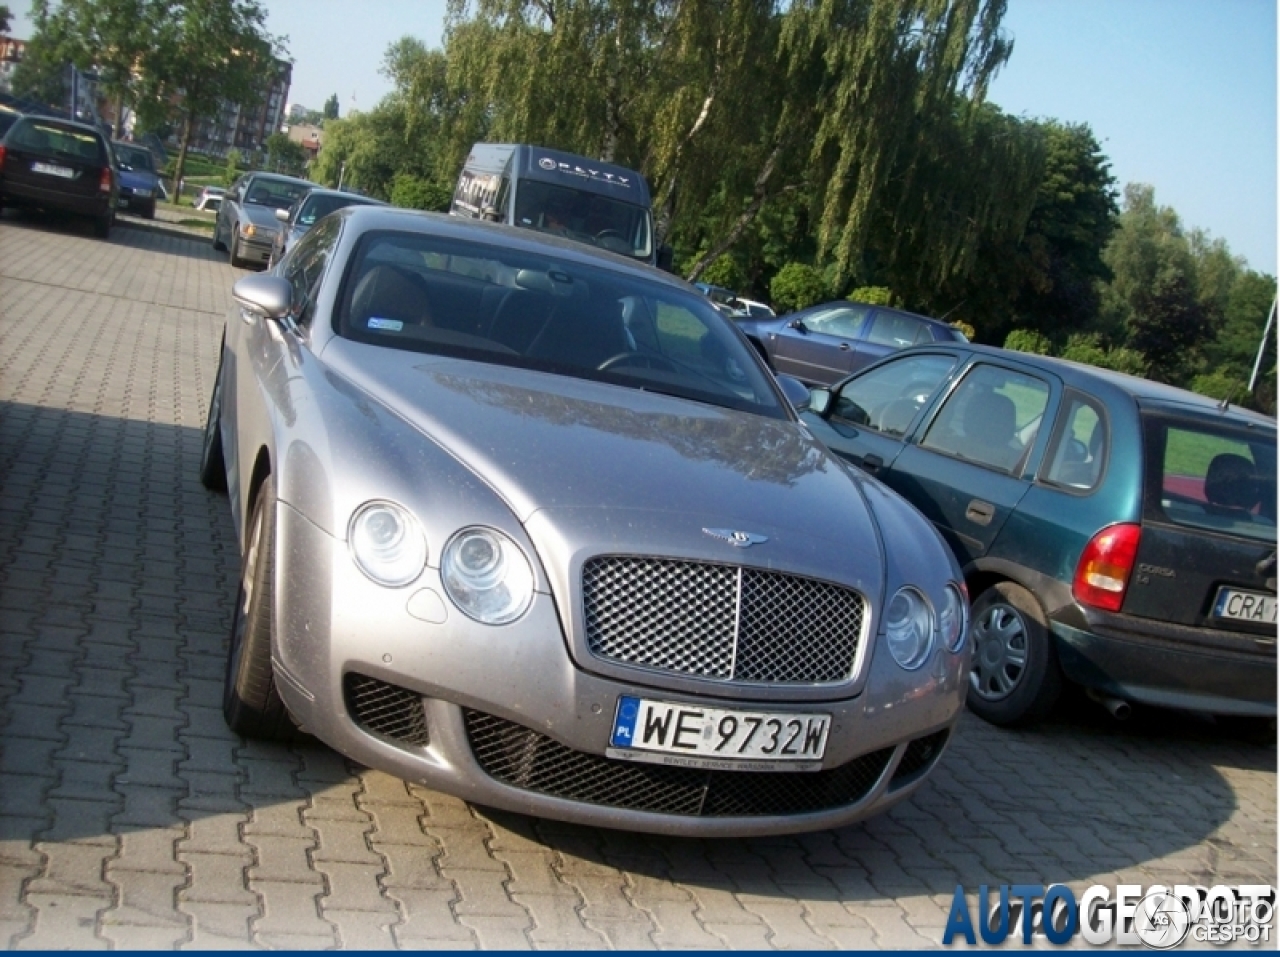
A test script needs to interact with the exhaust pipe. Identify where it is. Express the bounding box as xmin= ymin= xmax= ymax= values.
xmin=1087 ymin=689 xmax=1132 ymax=720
